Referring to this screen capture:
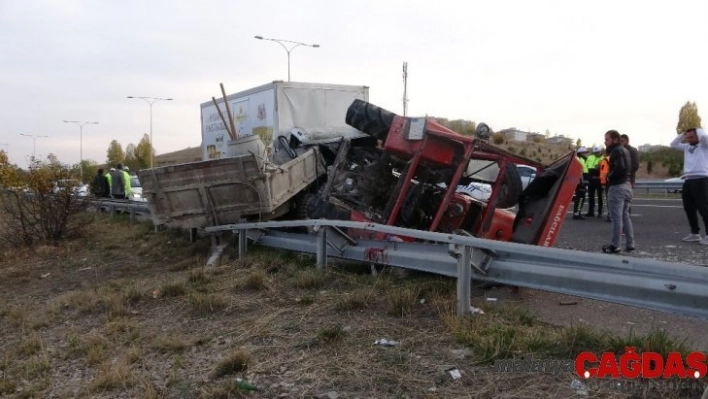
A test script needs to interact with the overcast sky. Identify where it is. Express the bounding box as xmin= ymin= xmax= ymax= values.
xmin=1 ymin=0 xmax=706 ymax=167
